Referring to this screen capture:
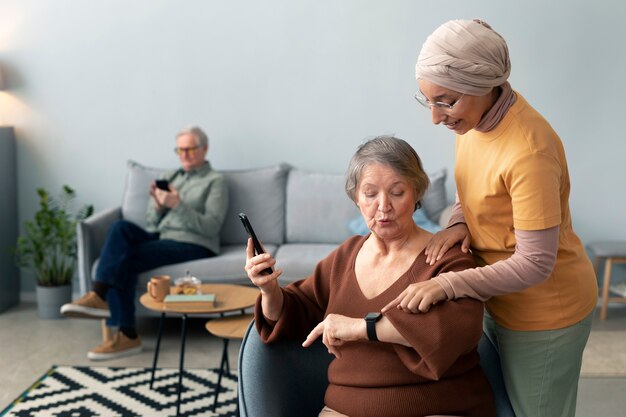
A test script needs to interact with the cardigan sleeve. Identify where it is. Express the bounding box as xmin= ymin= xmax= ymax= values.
xmin=255 ymin=246 xmax=336 ymax=342
xmin=386 ymin=248 xmax=485 ymax=380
